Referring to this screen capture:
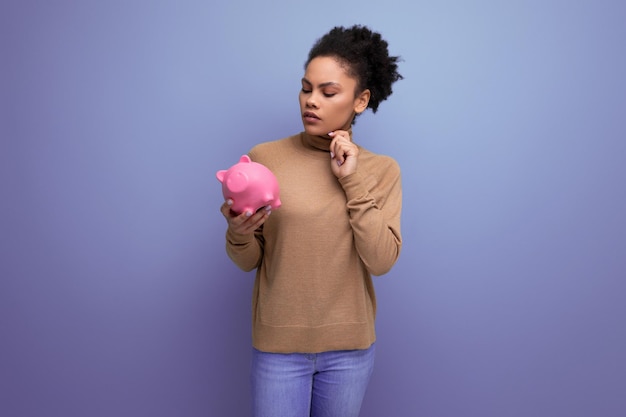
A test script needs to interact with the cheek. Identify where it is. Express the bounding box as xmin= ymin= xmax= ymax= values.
xmin=333 ymin=99 xmax=356 ymax=117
